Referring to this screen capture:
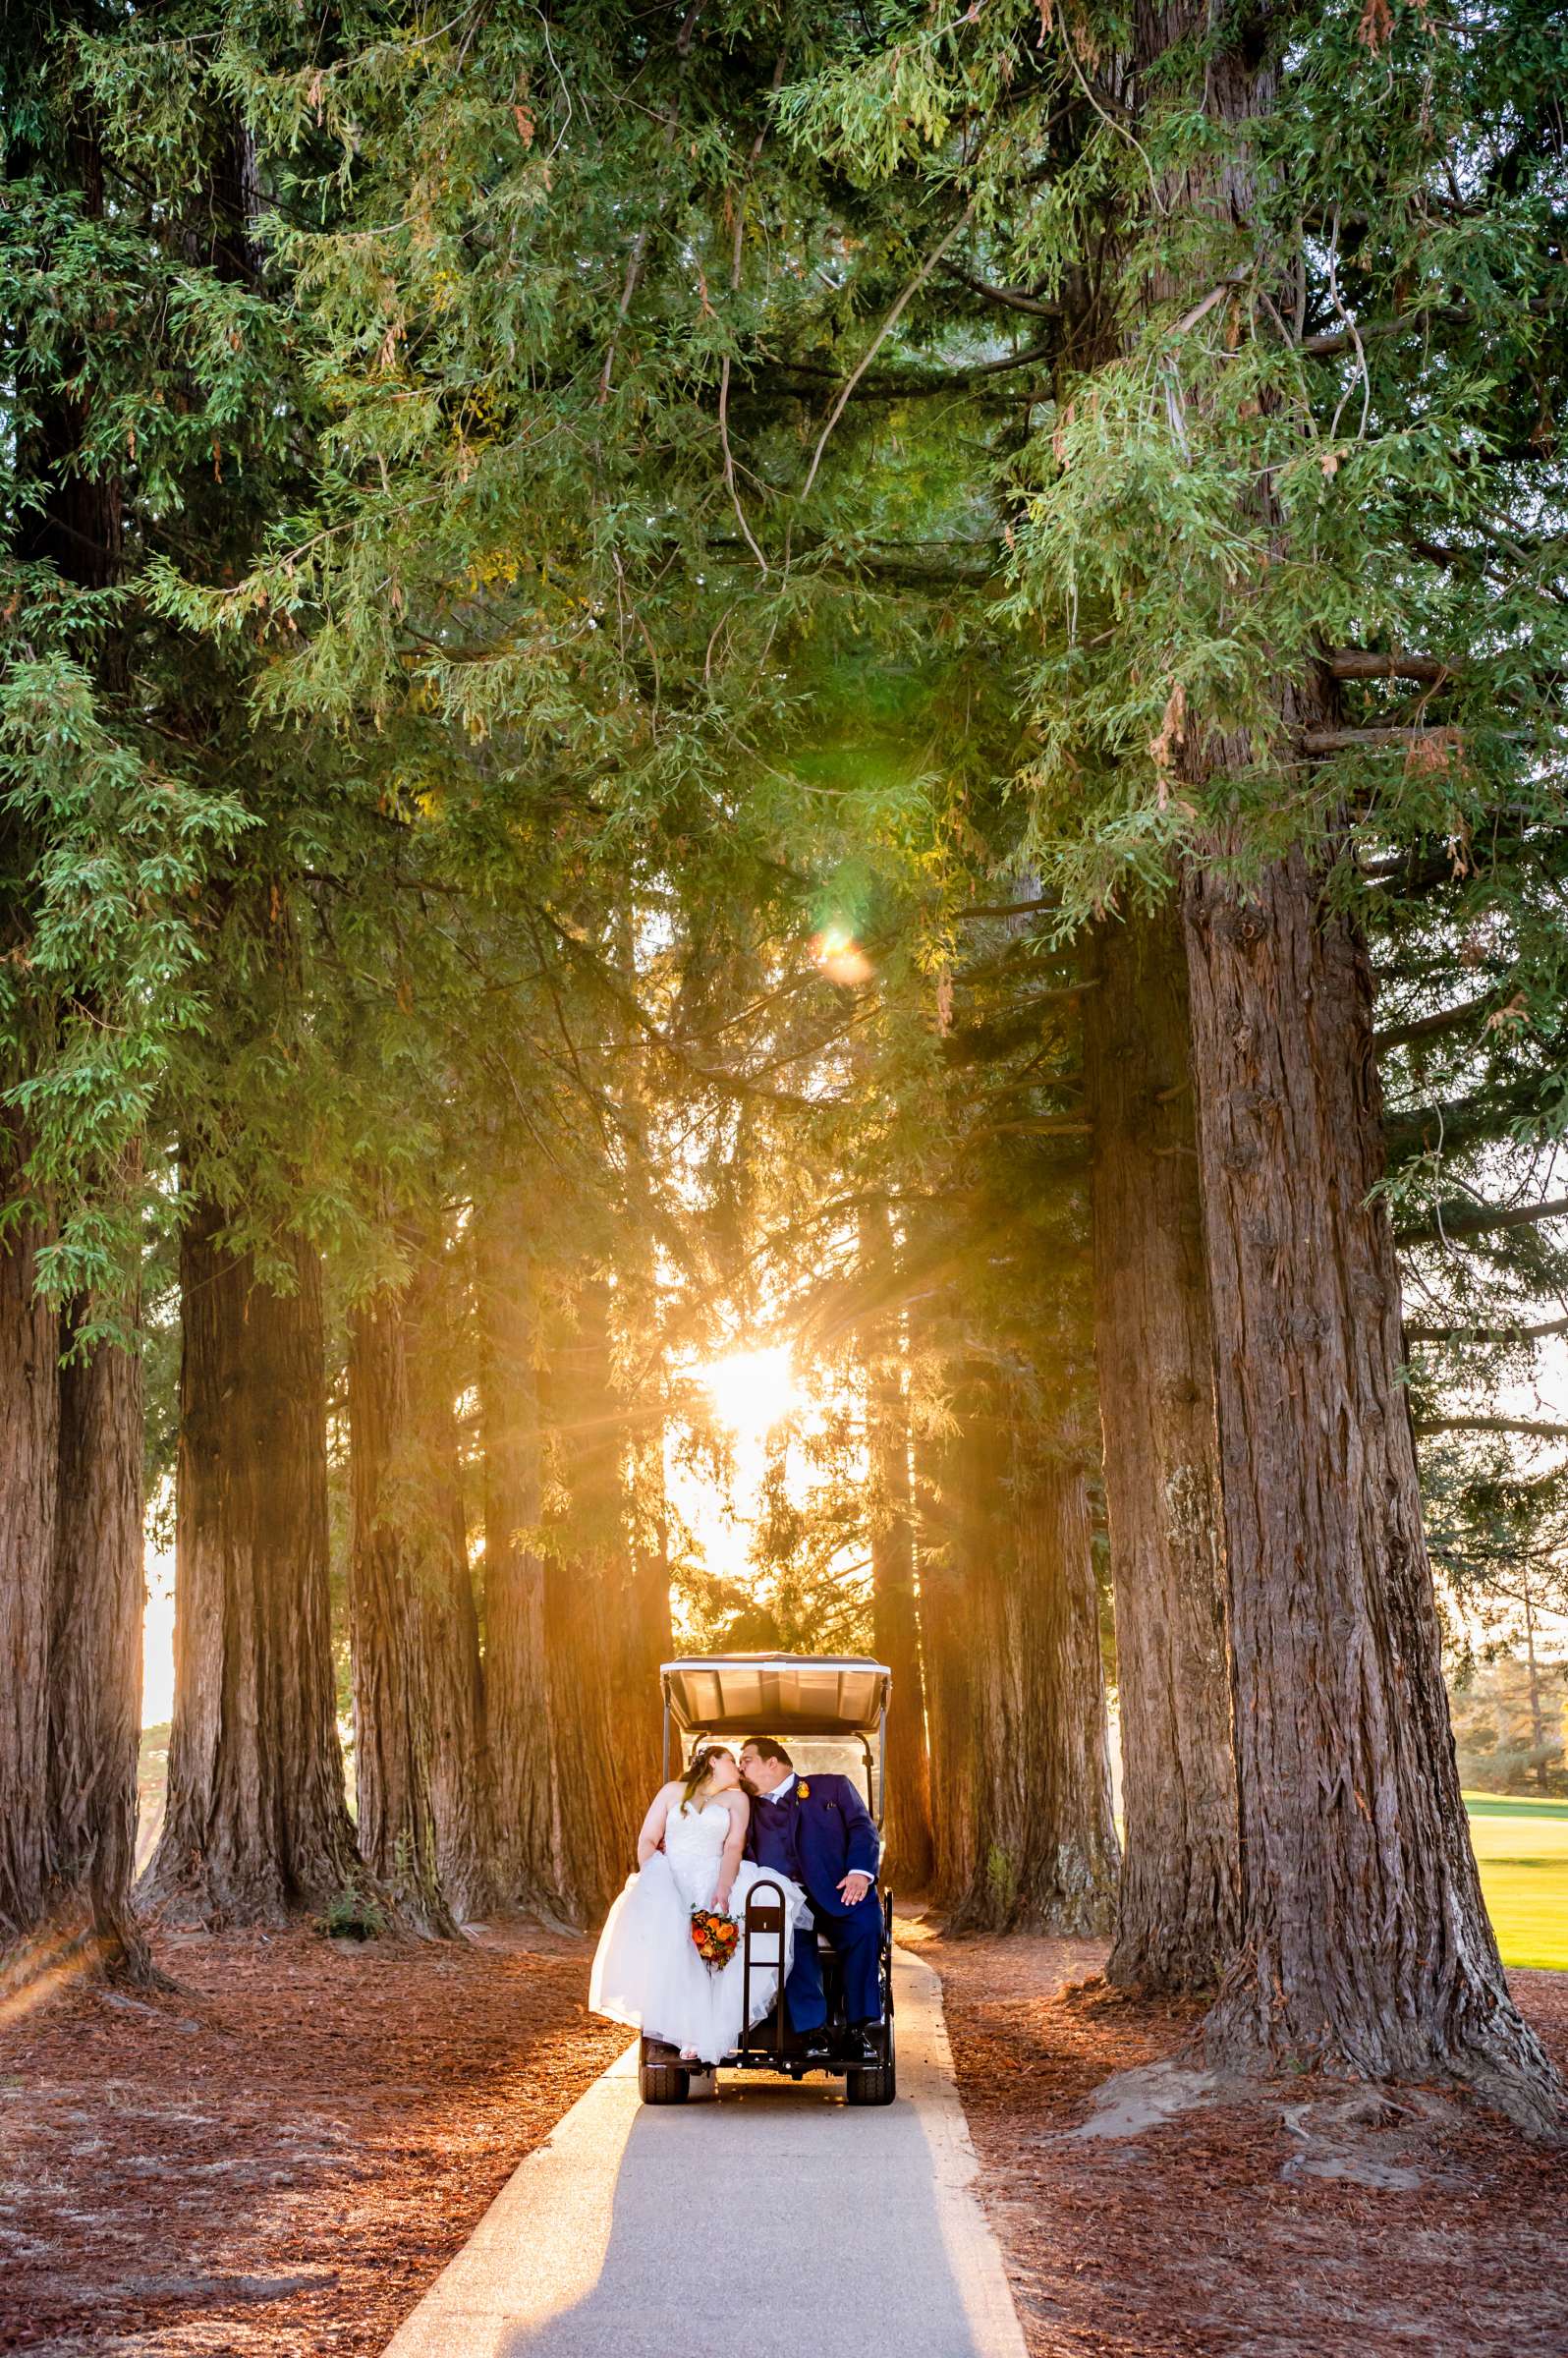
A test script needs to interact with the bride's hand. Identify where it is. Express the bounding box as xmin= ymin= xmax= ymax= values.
xmin=713 ymin=1881 xmax=733 ymax=1915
